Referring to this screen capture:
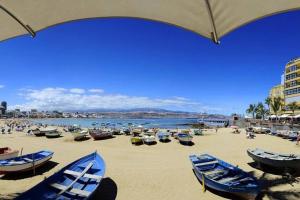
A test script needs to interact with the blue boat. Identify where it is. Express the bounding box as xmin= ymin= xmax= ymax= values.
xmin=157 ymin=132 xmax=170 ymax=141
xmin=0 ymin=150 xmax=53 ymax=173
xmin=189 ymin=154 xmax=260 ymax=200
xmin=17 ymin=152 xmax=105 ymax=200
